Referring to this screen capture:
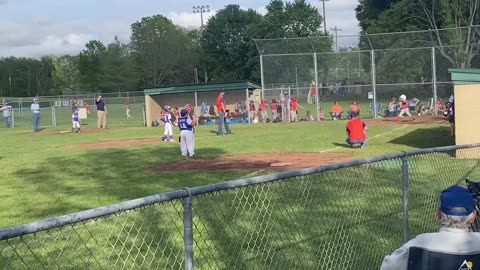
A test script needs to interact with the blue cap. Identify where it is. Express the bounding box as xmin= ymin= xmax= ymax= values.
xmin=180 ymin=109 xmax=188 ymax=117
xmin=440 ymin=185 xmax=474 ymax=216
